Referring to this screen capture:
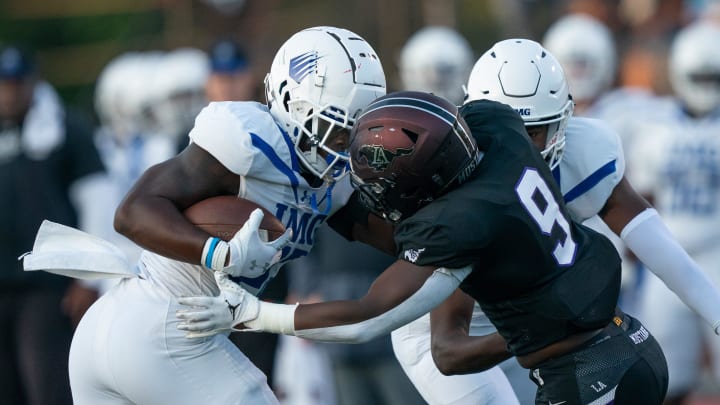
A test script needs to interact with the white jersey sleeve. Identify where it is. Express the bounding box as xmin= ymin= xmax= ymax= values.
xmin=557 ymin=117 xmax=626 ymax=222
xmin=189 ymin=101 xmax=294 ymax=182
